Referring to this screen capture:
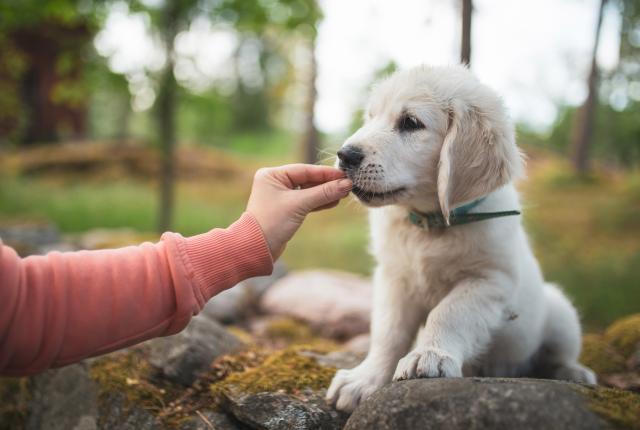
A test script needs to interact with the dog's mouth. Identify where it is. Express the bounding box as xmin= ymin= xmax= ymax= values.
xmin=351 ymin=185 xmax=406 ymax=204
